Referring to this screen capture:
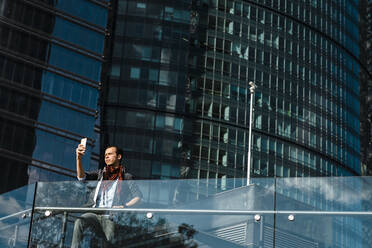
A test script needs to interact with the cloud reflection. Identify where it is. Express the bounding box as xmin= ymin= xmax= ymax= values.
xmin=278 ymin=177 xmax=372 ymax=210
